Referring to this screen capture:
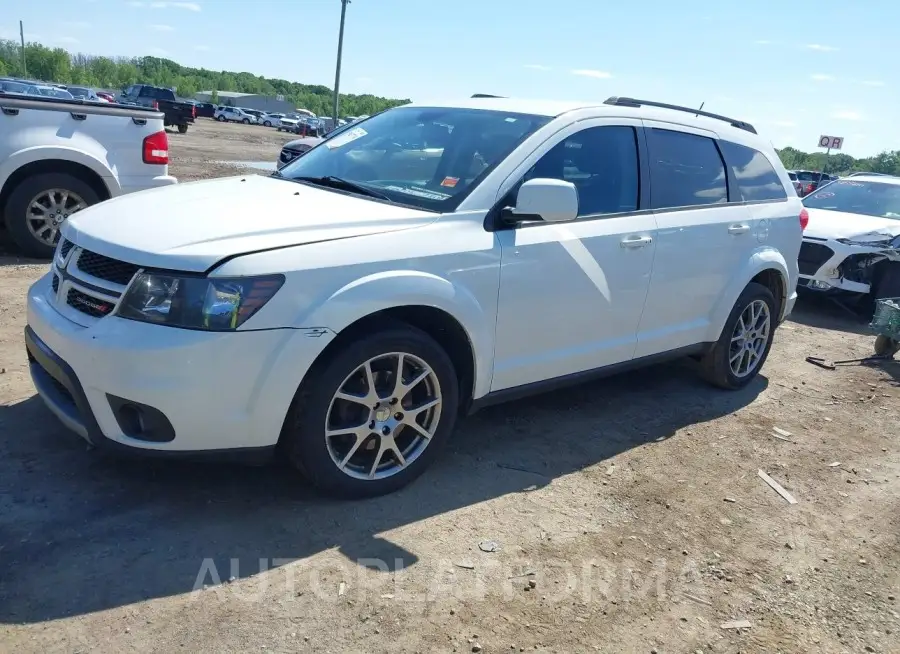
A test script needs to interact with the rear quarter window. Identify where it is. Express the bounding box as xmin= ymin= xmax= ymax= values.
xmin=718 ymin=141 xmax=788 ymax=202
